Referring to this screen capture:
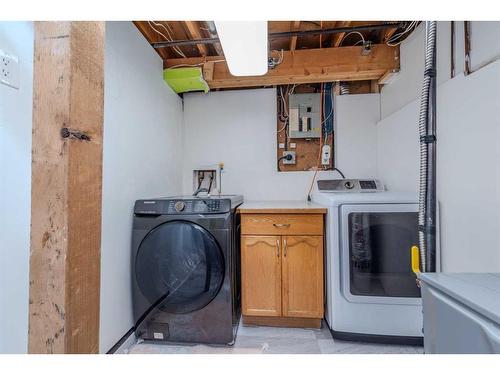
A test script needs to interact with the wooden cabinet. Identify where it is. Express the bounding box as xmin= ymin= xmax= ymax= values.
xmin=239 ymin=210 xmax=325 ymax=329
xmin=282 ymin=236 xmax=324 ymax=318
xmin=241 ymin=236 xmax=282 ymax=317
